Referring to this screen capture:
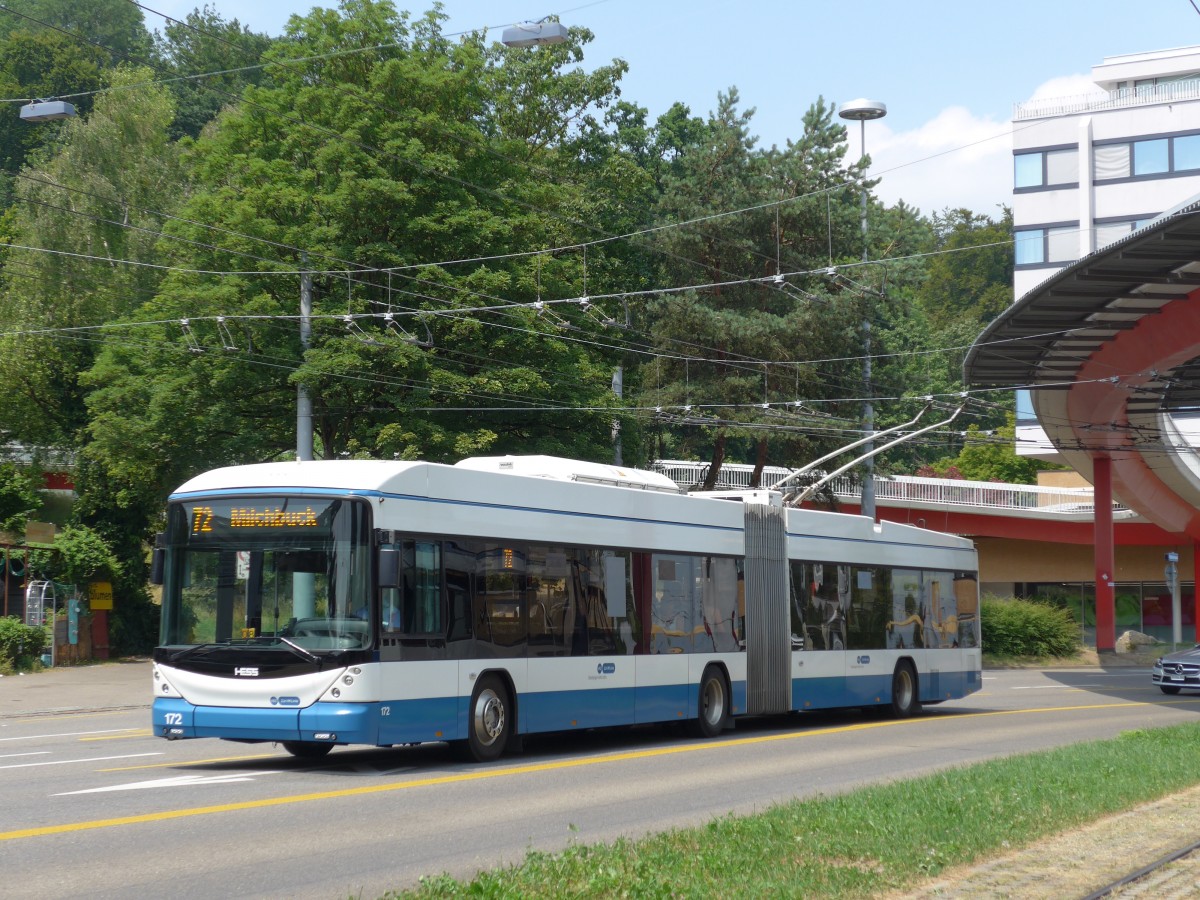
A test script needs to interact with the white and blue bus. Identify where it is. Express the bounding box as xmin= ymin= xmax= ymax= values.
xmin=151 ymin=455 xmax=981 ymax=761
